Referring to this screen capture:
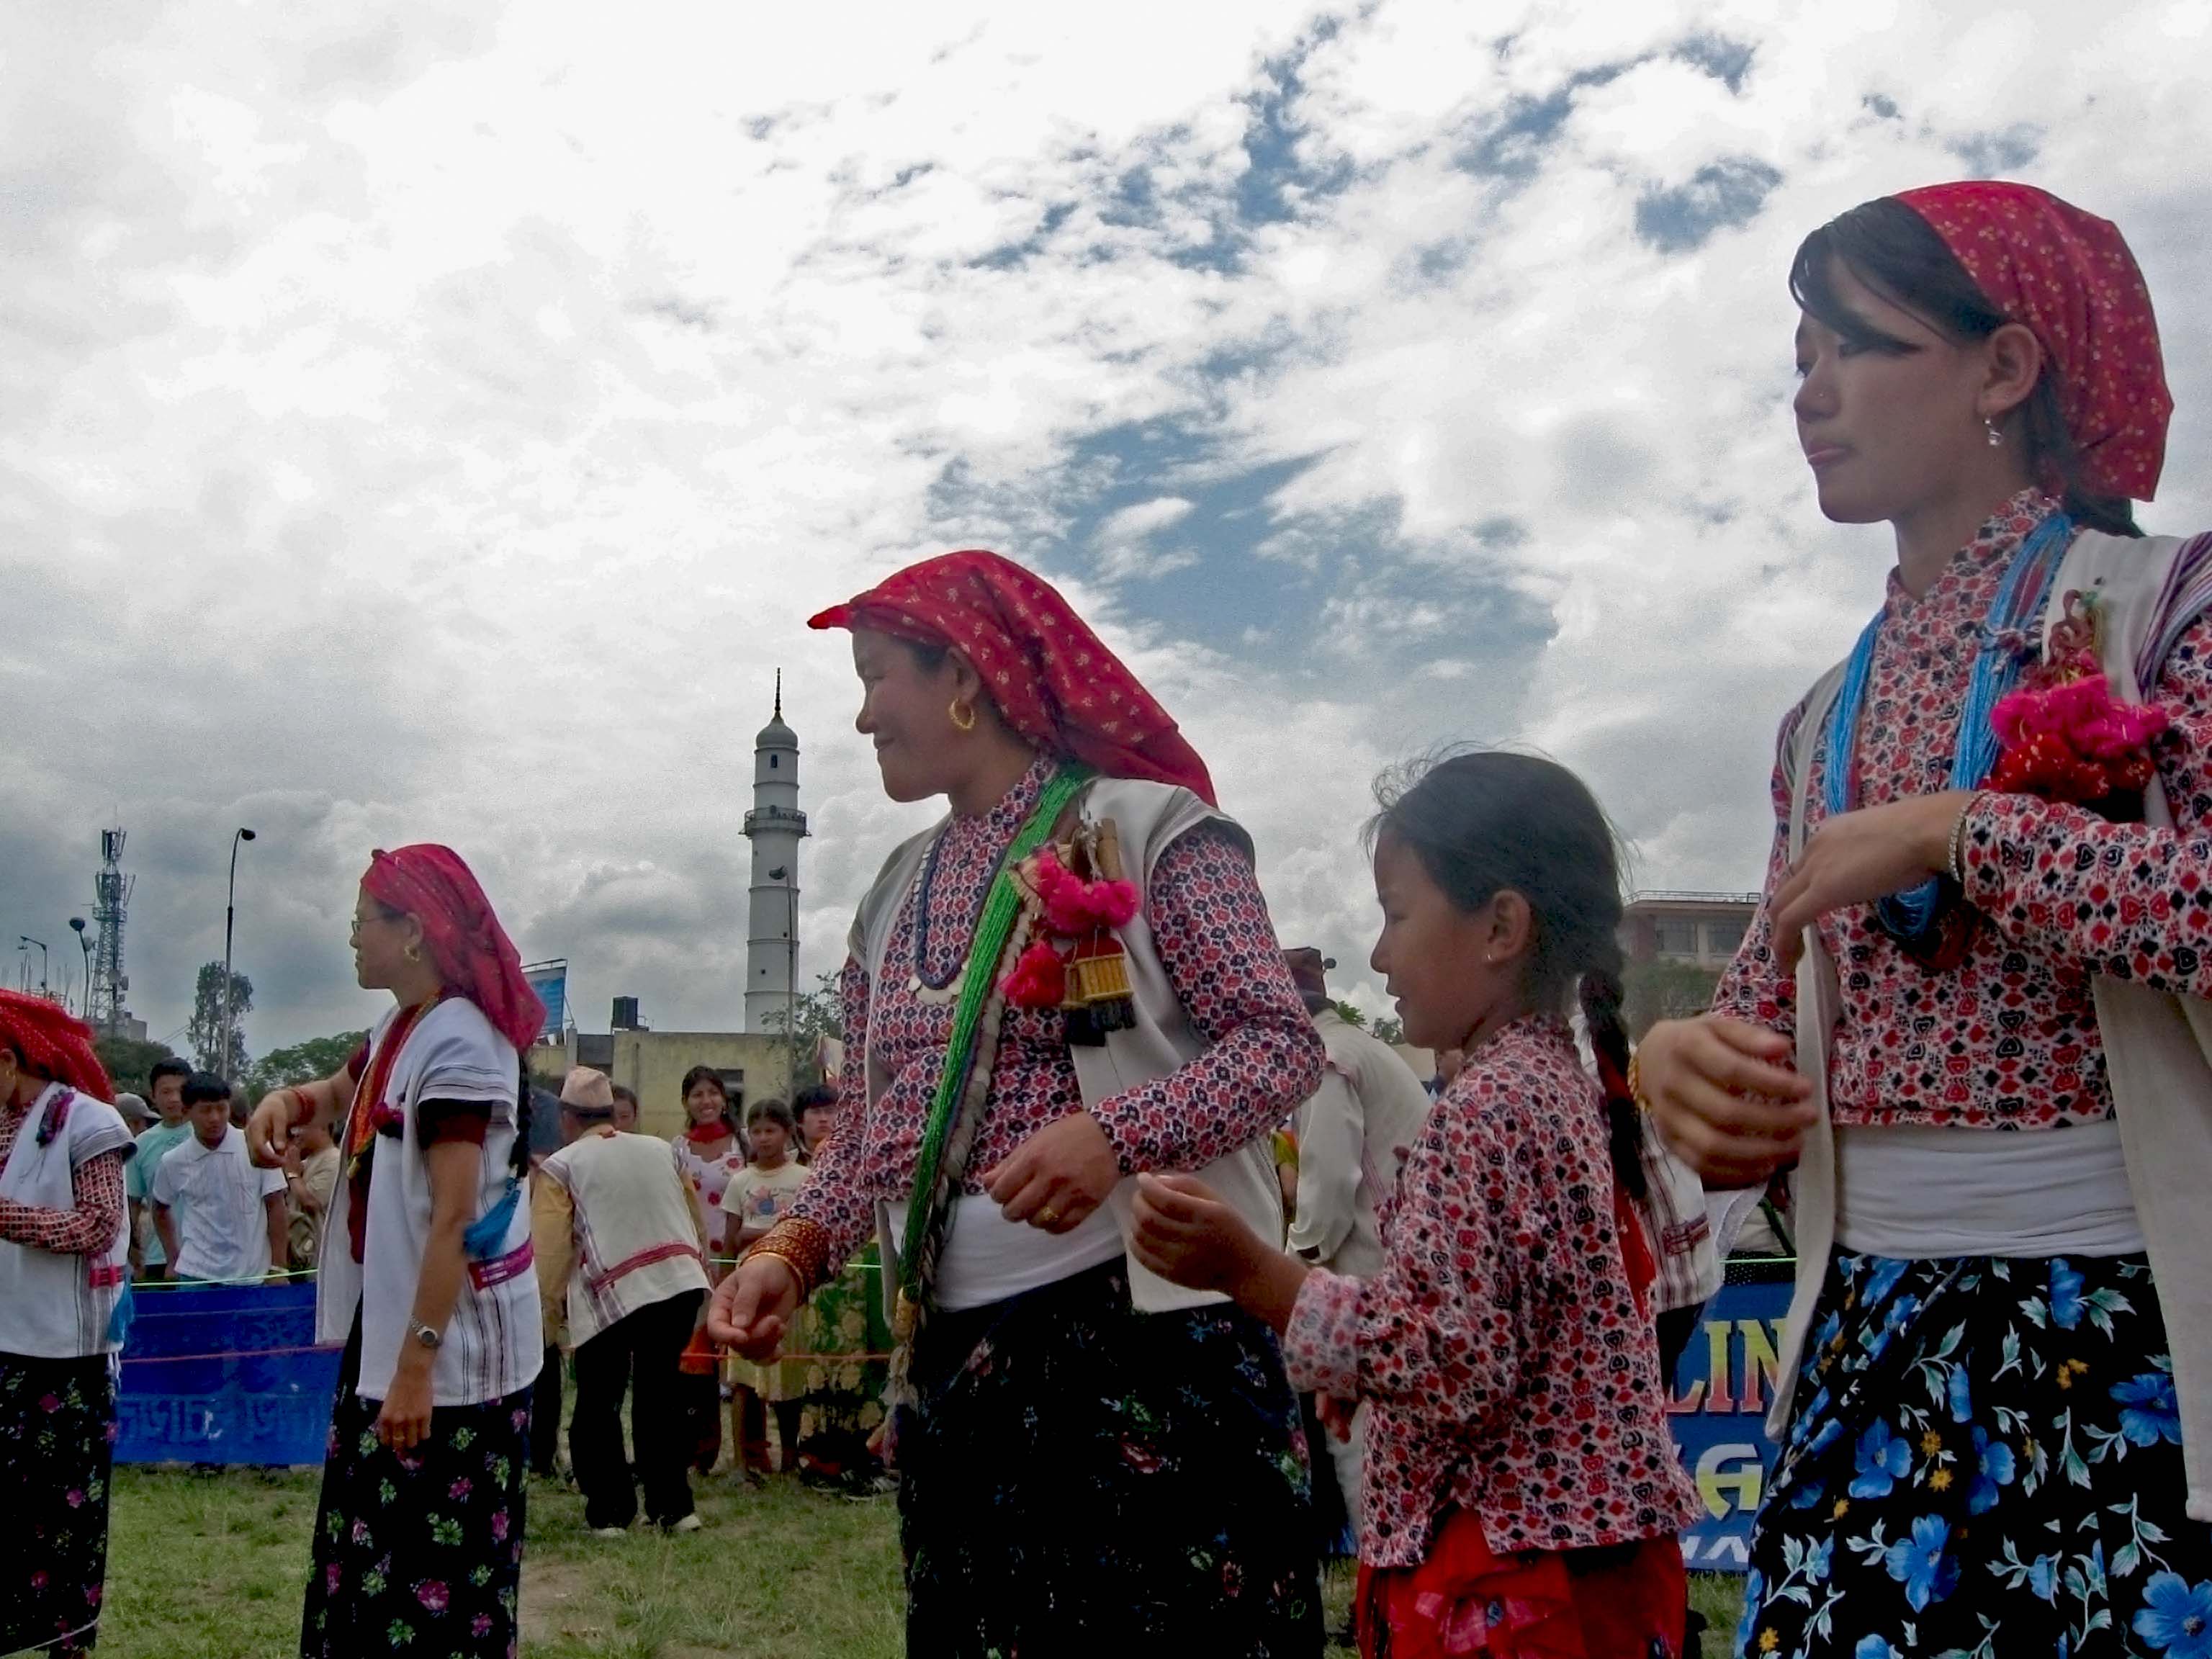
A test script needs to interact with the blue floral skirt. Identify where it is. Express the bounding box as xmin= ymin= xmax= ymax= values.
xmin=1738 ymin=1250 xmax=2211 ymax=1658
xmin=1 ymin=1352 xmax=114 ymax=1657
xmin=899 ymin=1259 xmax=1323 ymax=1656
